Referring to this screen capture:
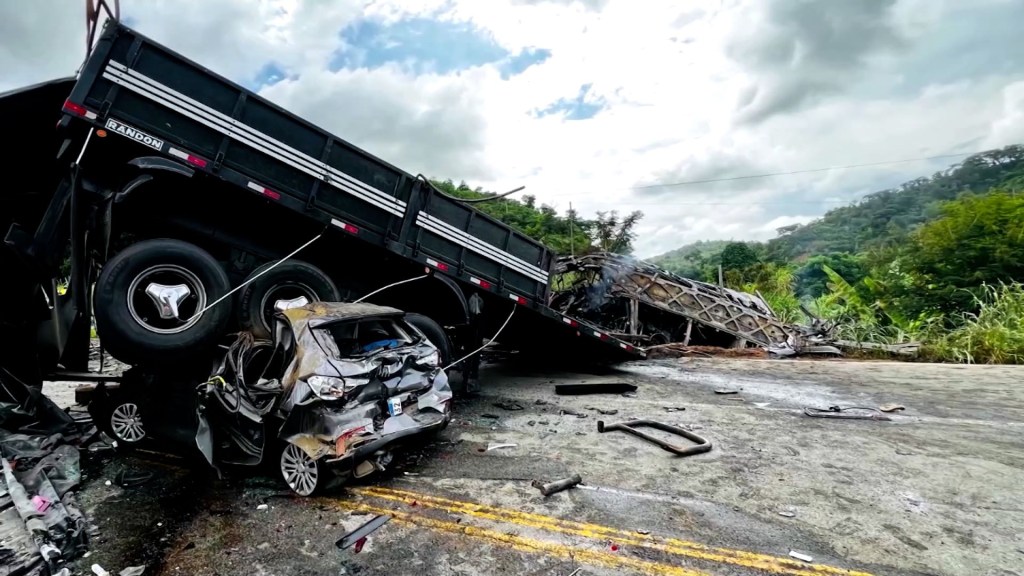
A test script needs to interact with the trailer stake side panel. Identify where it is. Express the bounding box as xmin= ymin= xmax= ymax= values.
xmin=61 ymin=21 xmax=643 ymax=361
